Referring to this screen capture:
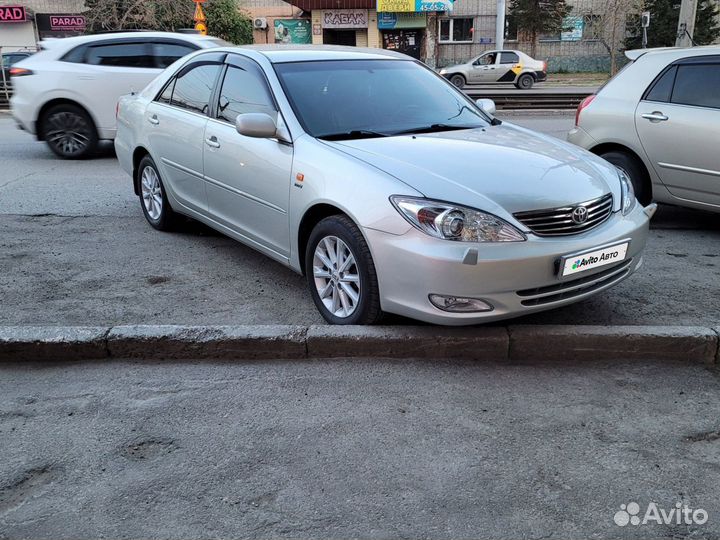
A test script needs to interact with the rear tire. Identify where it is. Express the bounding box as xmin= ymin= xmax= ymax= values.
xmin=515 ymin=73 xmax=534 ymax=90
xmin=137 ymin=155 xmax=177 ymax=231
xmin=41 ymin=104 xmax=98 ymax=159
xmin=449 ymin=74 xmax=466 ymax=89
xmin=598 ymin=150 xmax=651 ymax=206
xmin=305 ymin=215 xmax=383 ymax=325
